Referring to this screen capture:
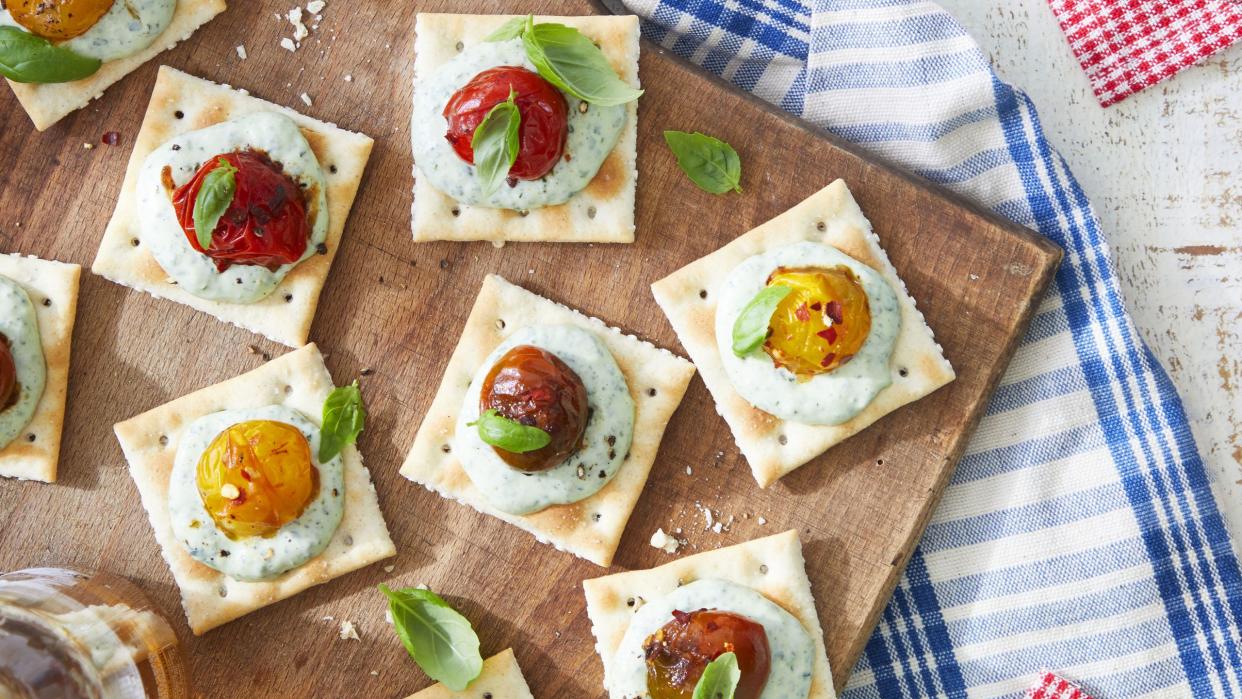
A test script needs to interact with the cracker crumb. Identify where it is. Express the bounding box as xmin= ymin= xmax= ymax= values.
xmin=280 ymin=37 xmax=297 ymax=52
xmin=307 ymin=0 xmax=325 ymax=12
xmin=338 ymin=620 xmax=360 ymax=641
xmin=649 ymin=528 xmax=681 ymax=554
xmin=685 ymin=465 xmax=693 ymax=475
xmin=384 ymin=609 xmax=393 ymax=624
xmin=301 ymin=92 xmax=313 ymax=107
xmin=758 ymin=516 xmax=768 ymax=525
xmin=82 ymin=143 xmax=94 ymax=150
xmin=369 ymin=670 xmax=379 ymax=676
xmin=322 ymin=615 xmax=334 ymax=622
xmin=235 ymin=44 xmax=247 ymax=60
xmin=344 ymin=74 xmax=353 ymax=83
xmin=382 ymin=564 xmax=394 ymax=573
